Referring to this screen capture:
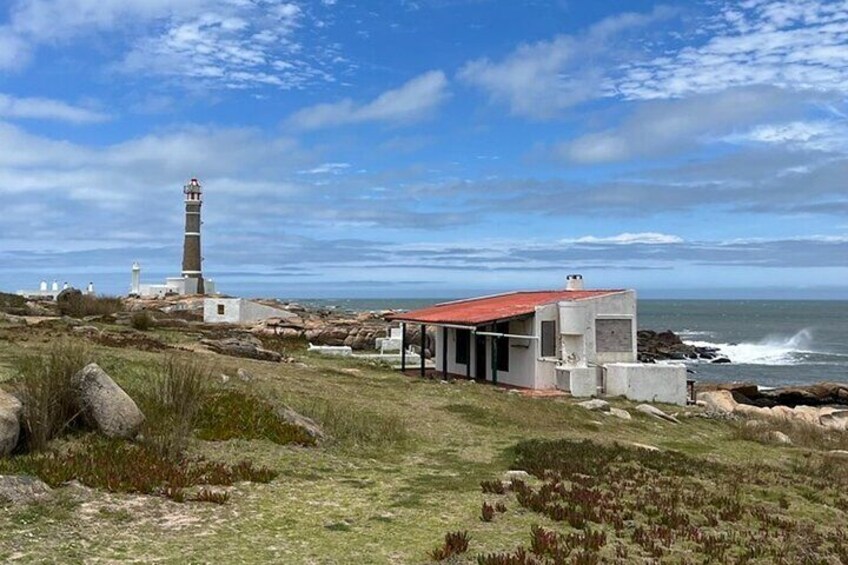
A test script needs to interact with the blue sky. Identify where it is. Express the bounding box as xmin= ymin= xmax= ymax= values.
xmin=0 ymin=0 xmax=847 ymax=299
